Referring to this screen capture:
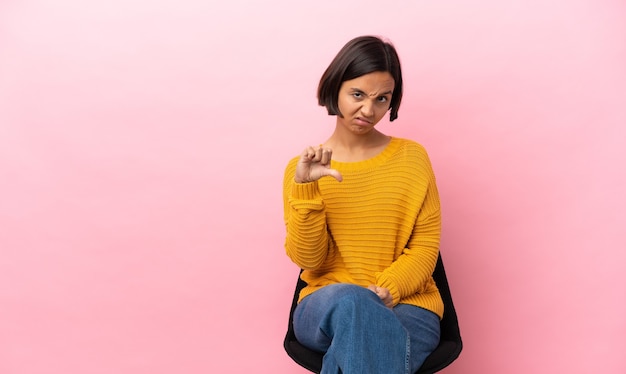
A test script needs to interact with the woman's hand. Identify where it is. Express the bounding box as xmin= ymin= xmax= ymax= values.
xmin=294 ymin=146 xmax=343 ymax=183
xmin=368 ymin=285 xmax=393 ymax=308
